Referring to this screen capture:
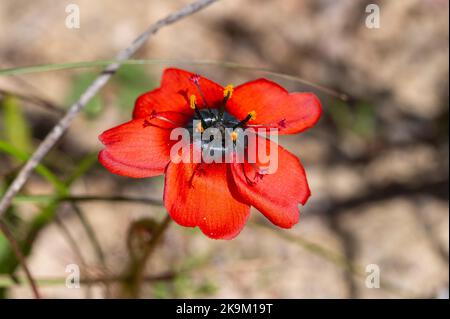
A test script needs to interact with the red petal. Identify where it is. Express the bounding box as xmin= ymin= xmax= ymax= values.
xmin=98 ymin=118 xmax=172 ymax=178
xmin=164 ymin=159 xmax=250 ymax=240
xmin=230 ymin=137 xmax=310 ymax=228
xmin=227 ymin=79 xmax=322 ymax=134
xmin=133 ymin=68 xmax=224 ymax=119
